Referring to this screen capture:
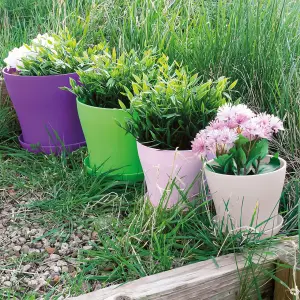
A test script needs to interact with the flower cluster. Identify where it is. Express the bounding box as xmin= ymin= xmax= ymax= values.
xmin=192 ymin=104 xmax=284 ymax=158
xmin=31 ymin=33 xmax=56 ymax=49
xmin=4 ymin=33 xmax=56 ymax=70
